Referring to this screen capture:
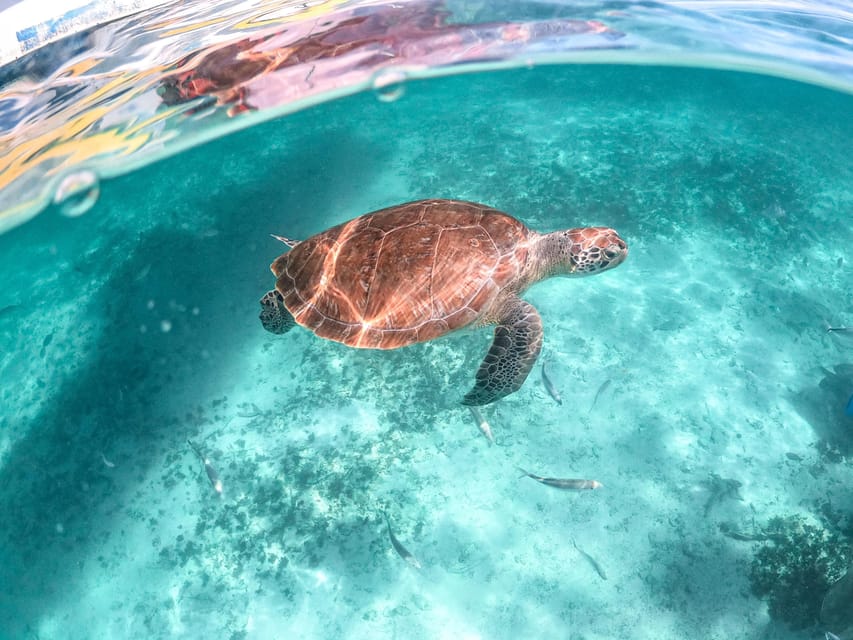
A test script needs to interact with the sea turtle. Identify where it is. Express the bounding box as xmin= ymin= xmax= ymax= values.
xmin=260 ymin=199 xmax=627 ymax=405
